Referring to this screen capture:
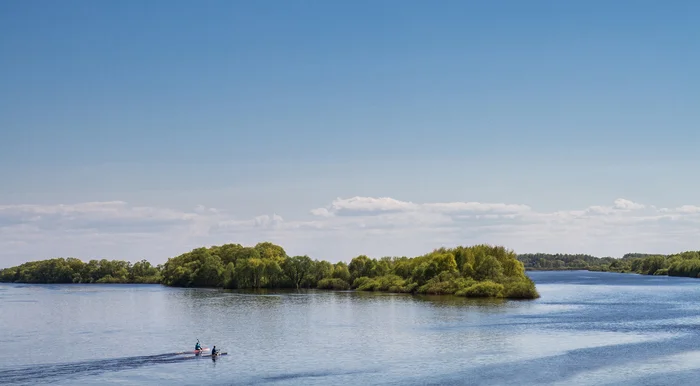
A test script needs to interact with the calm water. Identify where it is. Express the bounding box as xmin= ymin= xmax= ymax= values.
xmin=3 ymin=271 xmax=700 ymax=385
